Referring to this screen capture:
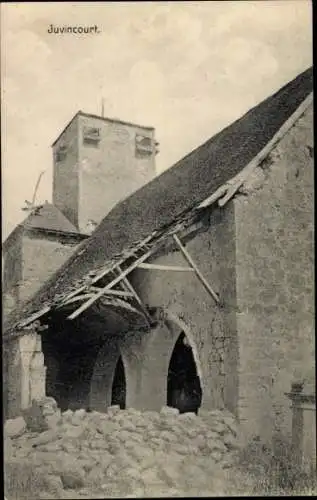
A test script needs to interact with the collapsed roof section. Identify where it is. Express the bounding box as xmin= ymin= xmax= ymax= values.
xmin=4 ymin=66 xmax=313 ymax=337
